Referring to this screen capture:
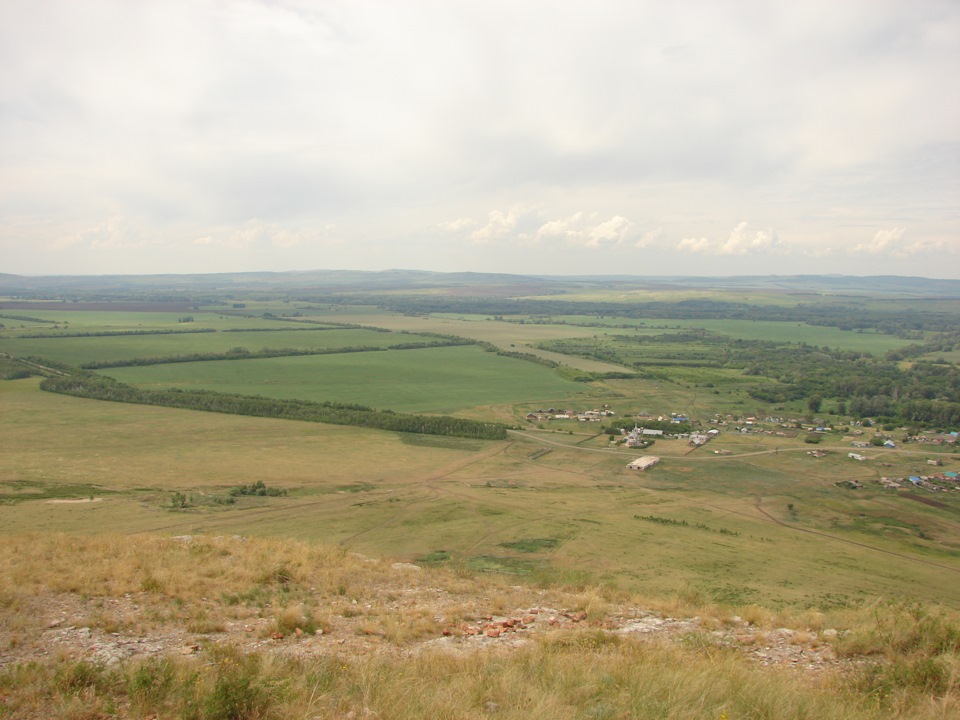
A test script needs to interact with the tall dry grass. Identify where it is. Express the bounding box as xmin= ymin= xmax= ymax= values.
xmin=1 ymin=636 xmax=955 ymax=719
xmin=0 ymin=533 xmax=958 ymax=719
